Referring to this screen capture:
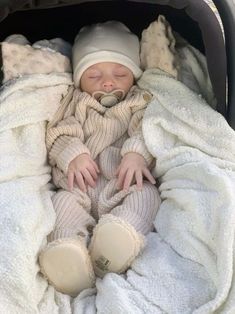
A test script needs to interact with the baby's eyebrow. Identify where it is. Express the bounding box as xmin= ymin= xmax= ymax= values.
xmin=87 ymin=69 xmax=101 ymax=74
xmin=114 ymin=68 xmax=128 ymax=74
xmin=114 ymin=65 xmax=129 ymax=72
